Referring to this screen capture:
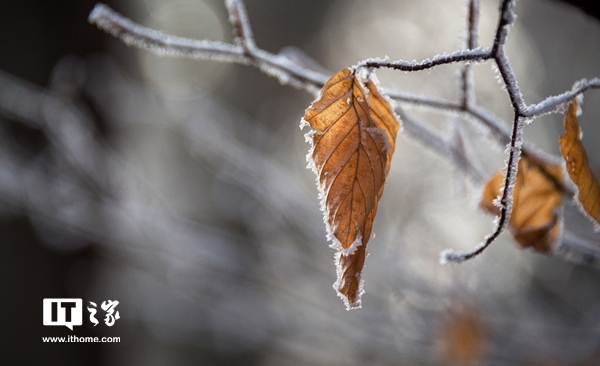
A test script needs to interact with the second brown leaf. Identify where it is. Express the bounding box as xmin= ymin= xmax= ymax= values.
xmin=480 ymin=157 xmax=564 ymax=253
xmin=302 ymin=68 xmax=400 ymax=309
xmin=559 ymin=100 xmax=600 ymax=230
